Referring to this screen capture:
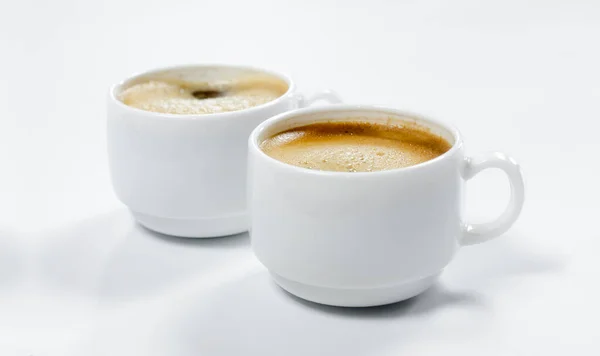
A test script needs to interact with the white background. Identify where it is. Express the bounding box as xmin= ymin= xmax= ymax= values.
xmin=1 ymin=0 xmax=599 ymax=355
